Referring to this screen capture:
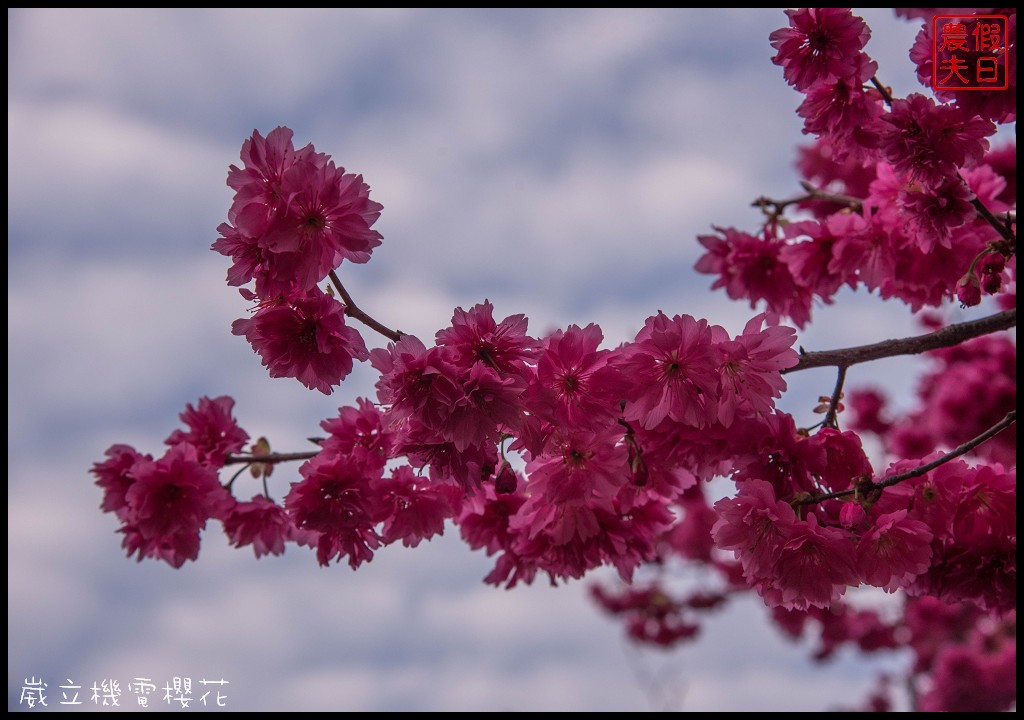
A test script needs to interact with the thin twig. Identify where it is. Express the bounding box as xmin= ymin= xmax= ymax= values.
xmin=873 ymin=410 xmax=1016 ymax=490
xmin=783 ymin=309 xmax=1016 ymax=374
xmin=328 ymin=269 xmax=404 ymax=342
xmin=797 ymin=181 xmax=863 ymax=210
xmin=796 ymin=410 xmax=1016 ymax=506
xmin=869 ymin=74 xmax=894 ymax=106
xmin=751 ymin=183 xmax=862 ymax=218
